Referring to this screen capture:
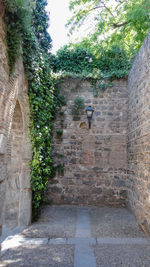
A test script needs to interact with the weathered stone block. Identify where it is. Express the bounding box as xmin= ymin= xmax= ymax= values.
xmin=0 ymin=180 xmax=6 ymax=217
xmin=0 ymin=133 xmax=6 ymax=154
xmin=20 ymin=170 xmax=31 ymax=189
xmin=0 ymin=165 xmax=6 ymax=183
xmin=113 ymin=179 xmax=126 ymax=188
xmin=92 ymin=187 xmax=102 ymax=194
xmin=51 ymin=186 xmax=62 ymax=193
xmin=21 ymin=143 xmax=32 ymax=160
xmin=18 ymin=189 xmax=32 ymax=226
